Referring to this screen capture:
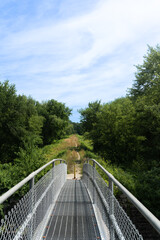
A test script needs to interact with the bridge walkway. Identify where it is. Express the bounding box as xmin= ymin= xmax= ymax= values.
xmin=43 ymin=179 xmax=101 ymax=240
xmin=0 ymin=159 xmax=160 ymax=240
